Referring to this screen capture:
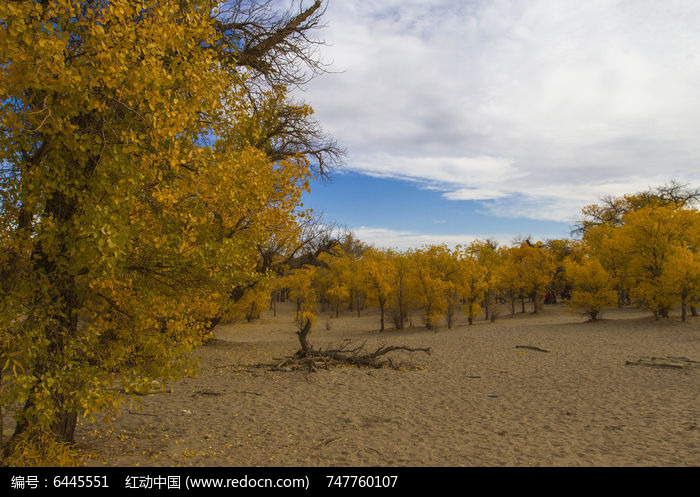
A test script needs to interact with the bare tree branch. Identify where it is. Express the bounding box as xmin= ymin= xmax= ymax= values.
xmin=213 ymin=0 xmax=328 ymax=88
xmin=211 ymin=1 xmax=344 ymax=177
